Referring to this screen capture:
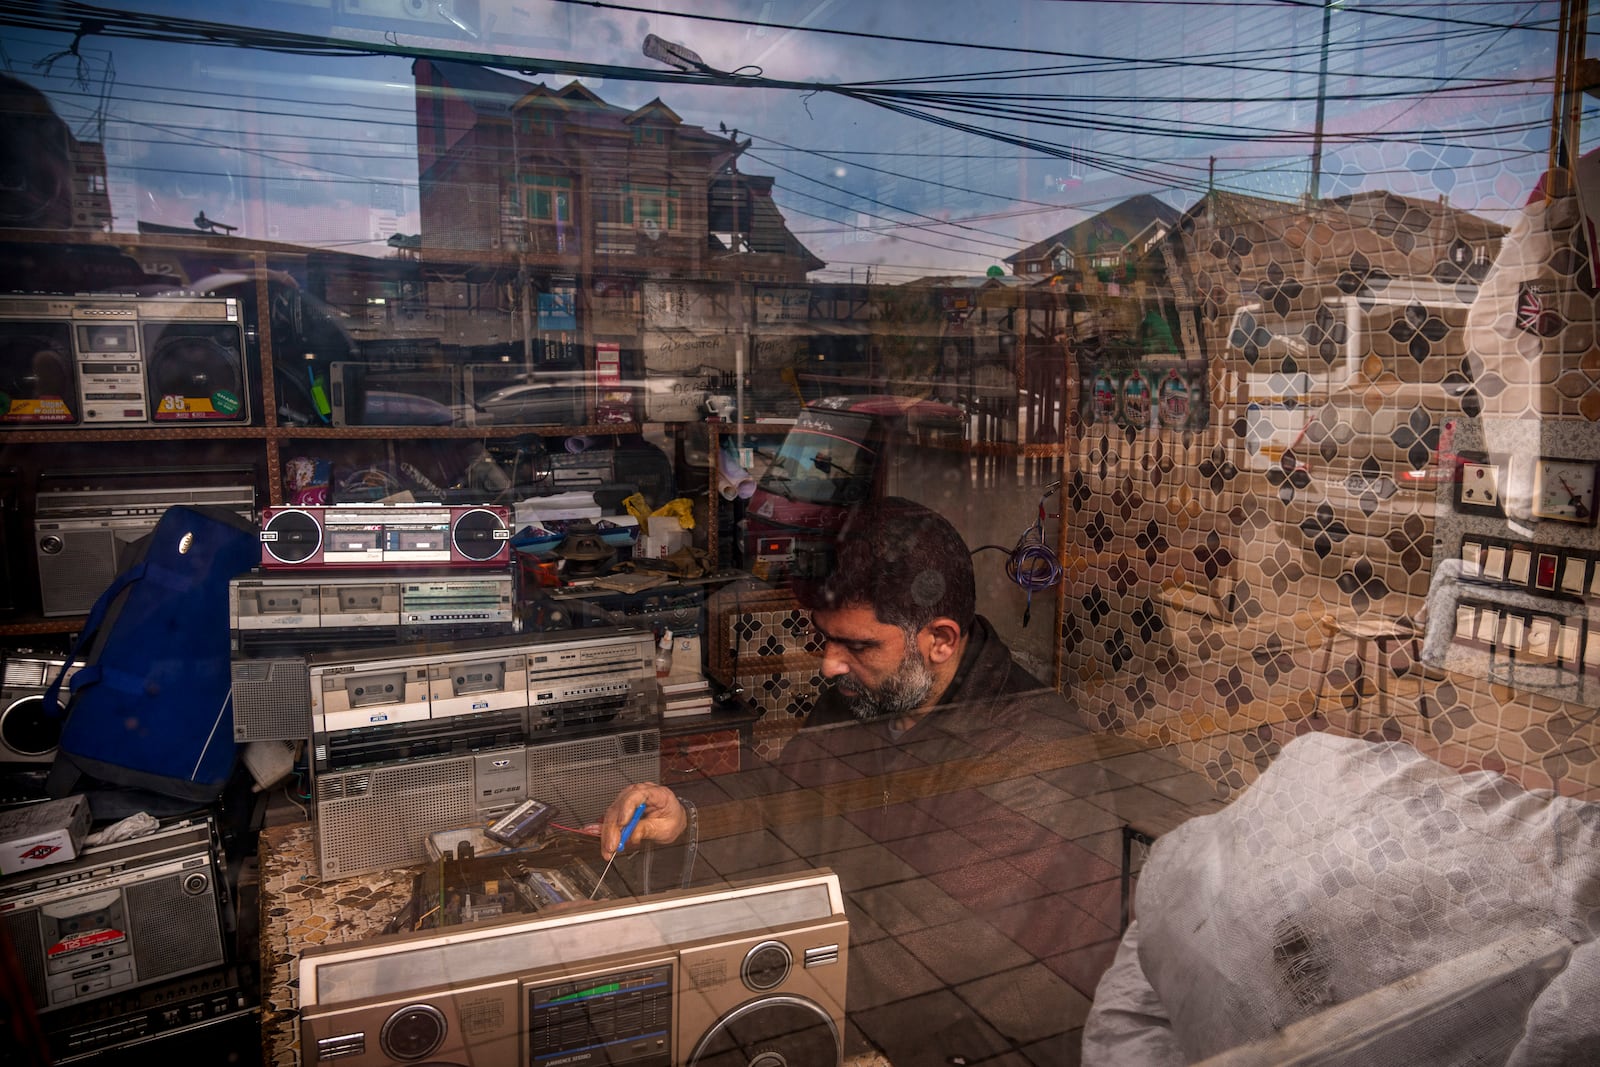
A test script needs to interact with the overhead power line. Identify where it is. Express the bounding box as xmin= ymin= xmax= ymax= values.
xmin=543 ymin=0 xmax=1558 ymax=61
xmin=0 ymin=1 xmax=1553 ymax=226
